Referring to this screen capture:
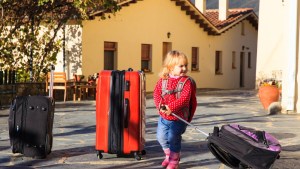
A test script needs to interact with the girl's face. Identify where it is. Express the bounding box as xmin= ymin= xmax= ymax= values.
xmin=171 ymin=63 xmax=188 ymax=76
